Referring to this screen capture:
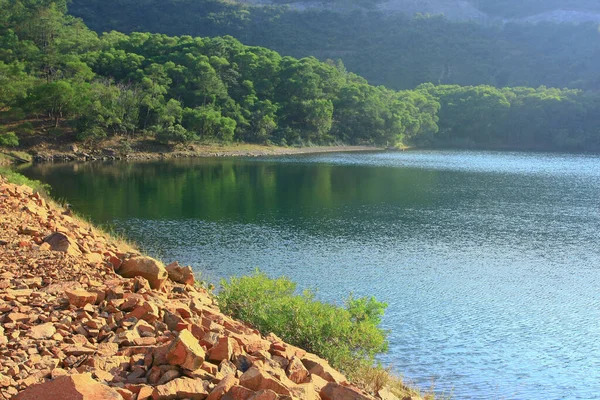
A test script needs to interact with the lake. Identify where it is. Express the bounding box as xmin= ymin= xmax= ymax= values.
xmin=21 ymin=150 xmax=600 ymax=399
